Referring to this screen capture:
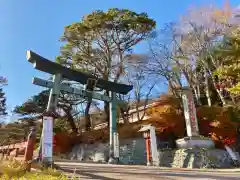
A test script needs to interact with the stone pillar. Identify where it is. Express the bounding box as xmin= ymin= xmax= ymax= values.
xmin=176 ymin=87 xmax=214 ymax=149
xmin=181 ymin=88 xmax=199 ymax=137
